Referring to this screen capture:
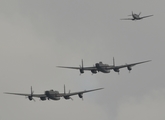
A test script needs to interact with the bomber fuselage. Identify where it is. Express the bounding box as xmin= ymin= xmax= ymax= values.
xmin=95 ymin=62 xmax=110 ymax=73
xmin=45 ymin=90 xmax=60 ymax=100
